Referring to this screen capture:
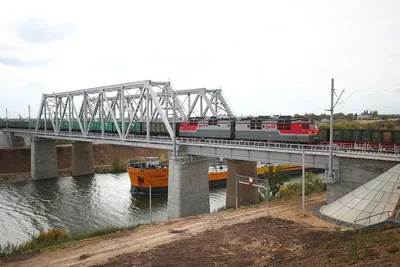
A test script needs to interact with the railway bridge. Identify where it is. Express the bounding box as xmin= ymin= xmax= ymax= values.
xmin=1 ymin=80 xmax=399 ymax=220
